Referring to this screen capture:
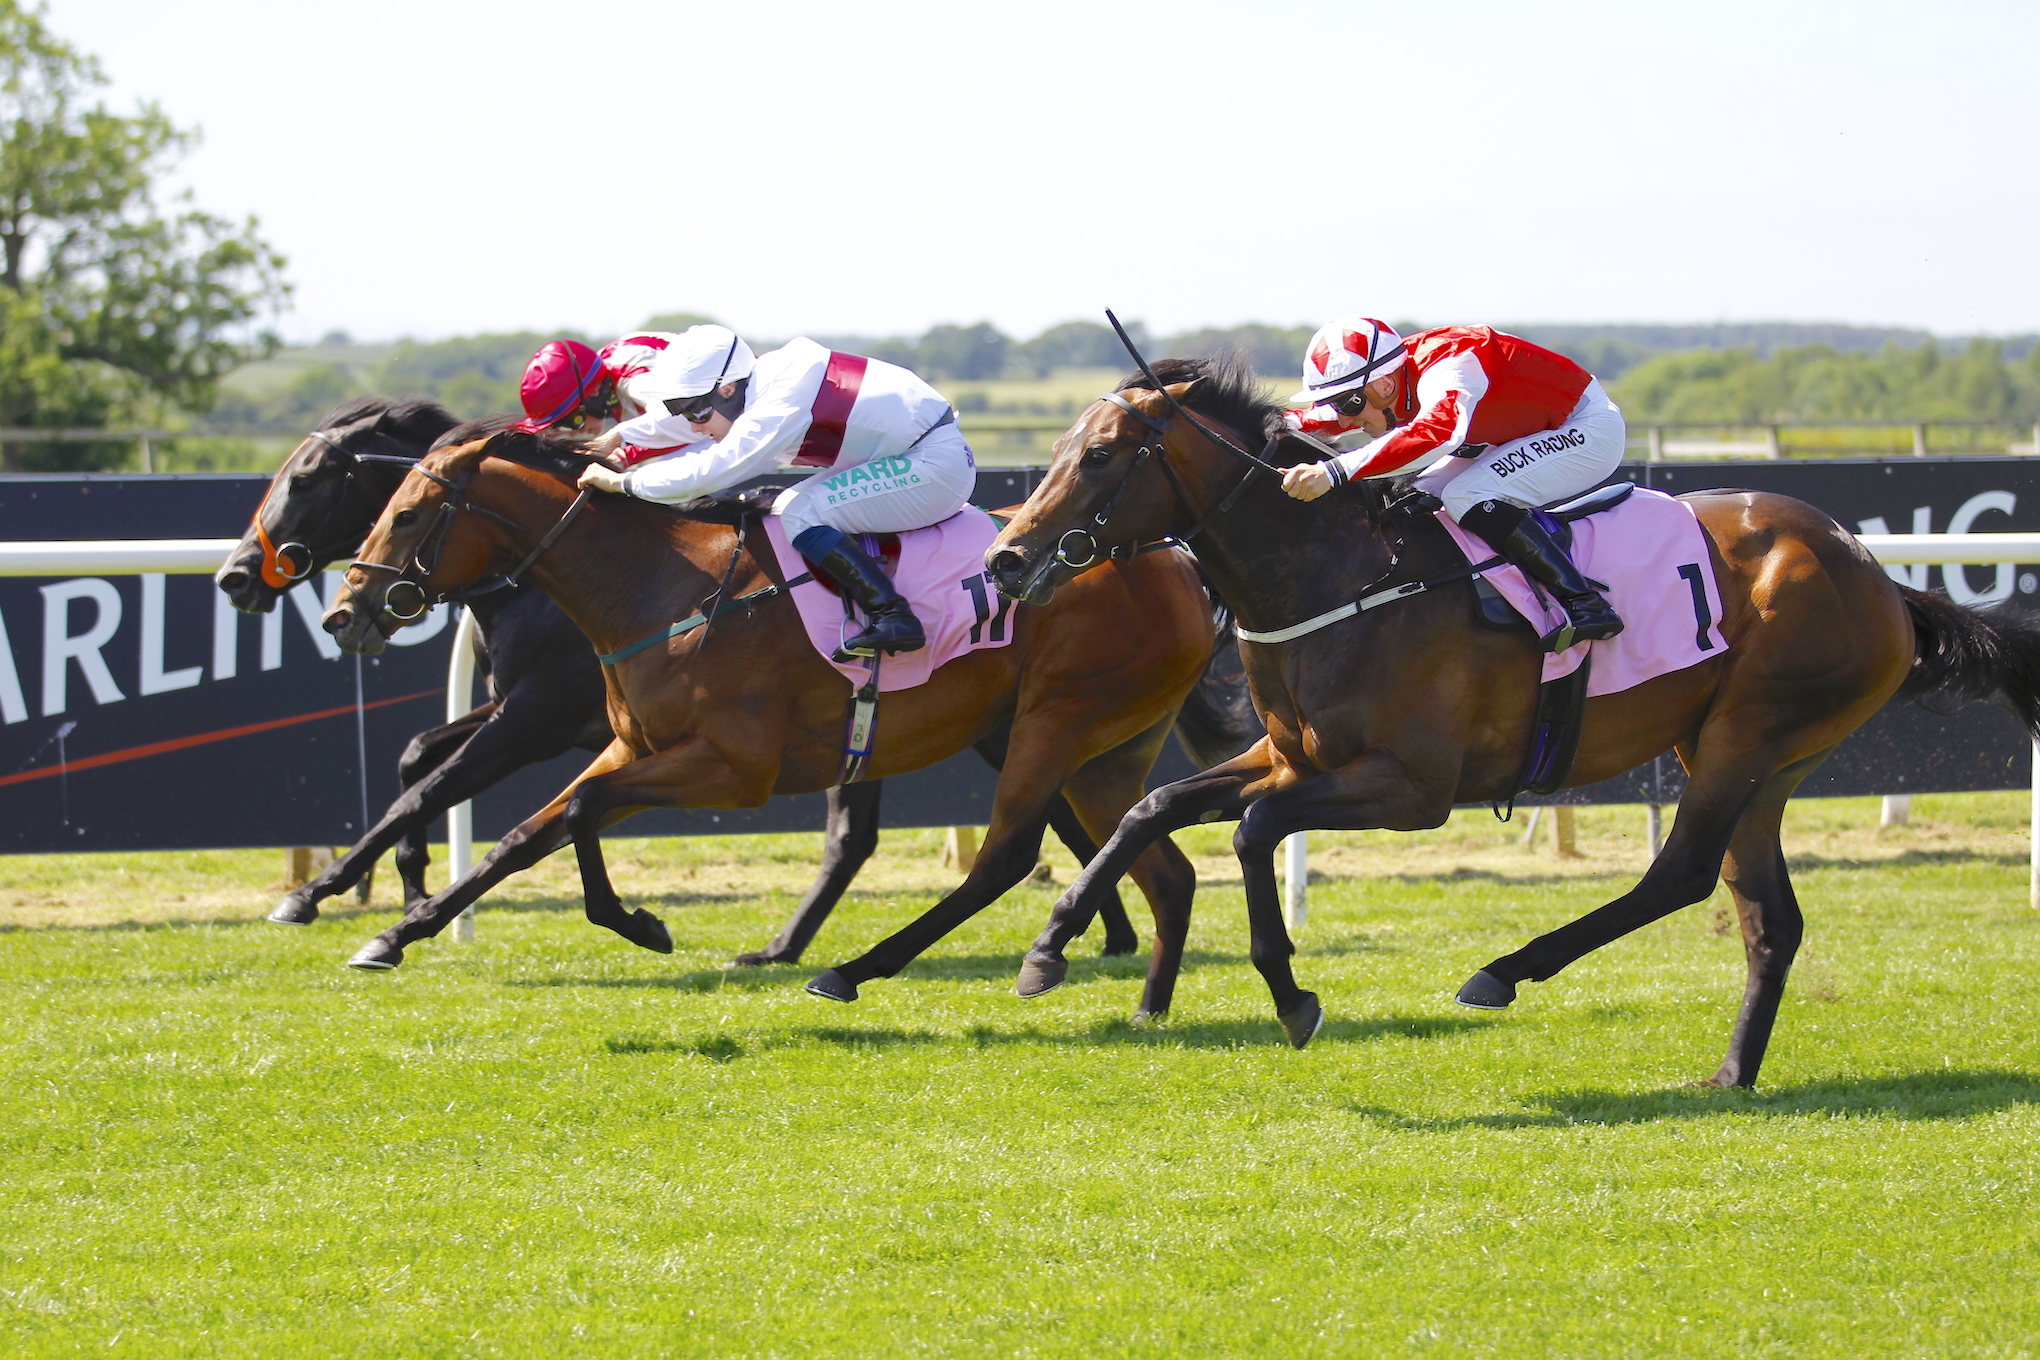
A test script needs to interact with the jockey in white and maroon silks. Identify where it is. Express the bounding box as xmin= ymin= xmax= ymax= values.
xmin=571 ymin=325 xmax=975 ymax=659
xmin=1278 ymin=315 xmax=1626 ymax=647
